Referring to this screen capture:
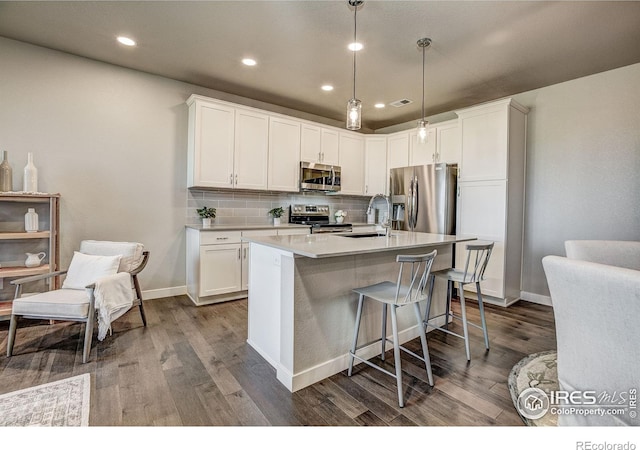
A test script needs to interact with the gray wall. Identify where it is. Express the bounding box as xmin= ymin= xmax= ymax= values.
xmin=2 ymin=36 xmax=639 ymax=300
xmin=514 ymin=64 xmax=640 ymax=298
